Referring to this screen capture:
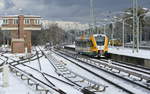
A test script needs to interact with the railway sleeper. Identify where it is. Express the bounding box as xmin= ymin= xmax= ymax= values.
xmin=62 ymin=71 xmax=71 ymax=75
xmin=21 ymin=74 xmax=28 ymax=80
xmin=16 ymin=71 xmax=22 ymax=76
xmin=60 ymin=61 xmax=67 ymax=66
xmin=36 ymin=84 xmax=48 ymax=91
xmin=119 ymin=72 xmax=130 ymax=77
xmin=65 ymin=75 xmax=77 ymax=78
xmin=27 ymin=79 xmax=37 ymax=86
xmin=10 ymin=68 xmax=16 ymax=72
xmin=81 ymin=88 xmax=95 ymax=94
xmin=59 ymin=69 xmax=68 ymax=72
xmin=74 ymin=79 xmax=85 ymax=83
xmin=129 ymin=75 xmax=143 ymax=81
xmin=85 ymin=85 xmax=105 ymax=92
xmin=128 ymin=73 xmax=146 ymax=81
xmin=55 ymin=64 xmax=63 ymax=67
xmin=57 ymin=66 xmax=65 ymax=69
xmin=105 ymin=66 xmax=113 ymax=70
xmin=91 ymin=84 xmax=101 ymax=90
